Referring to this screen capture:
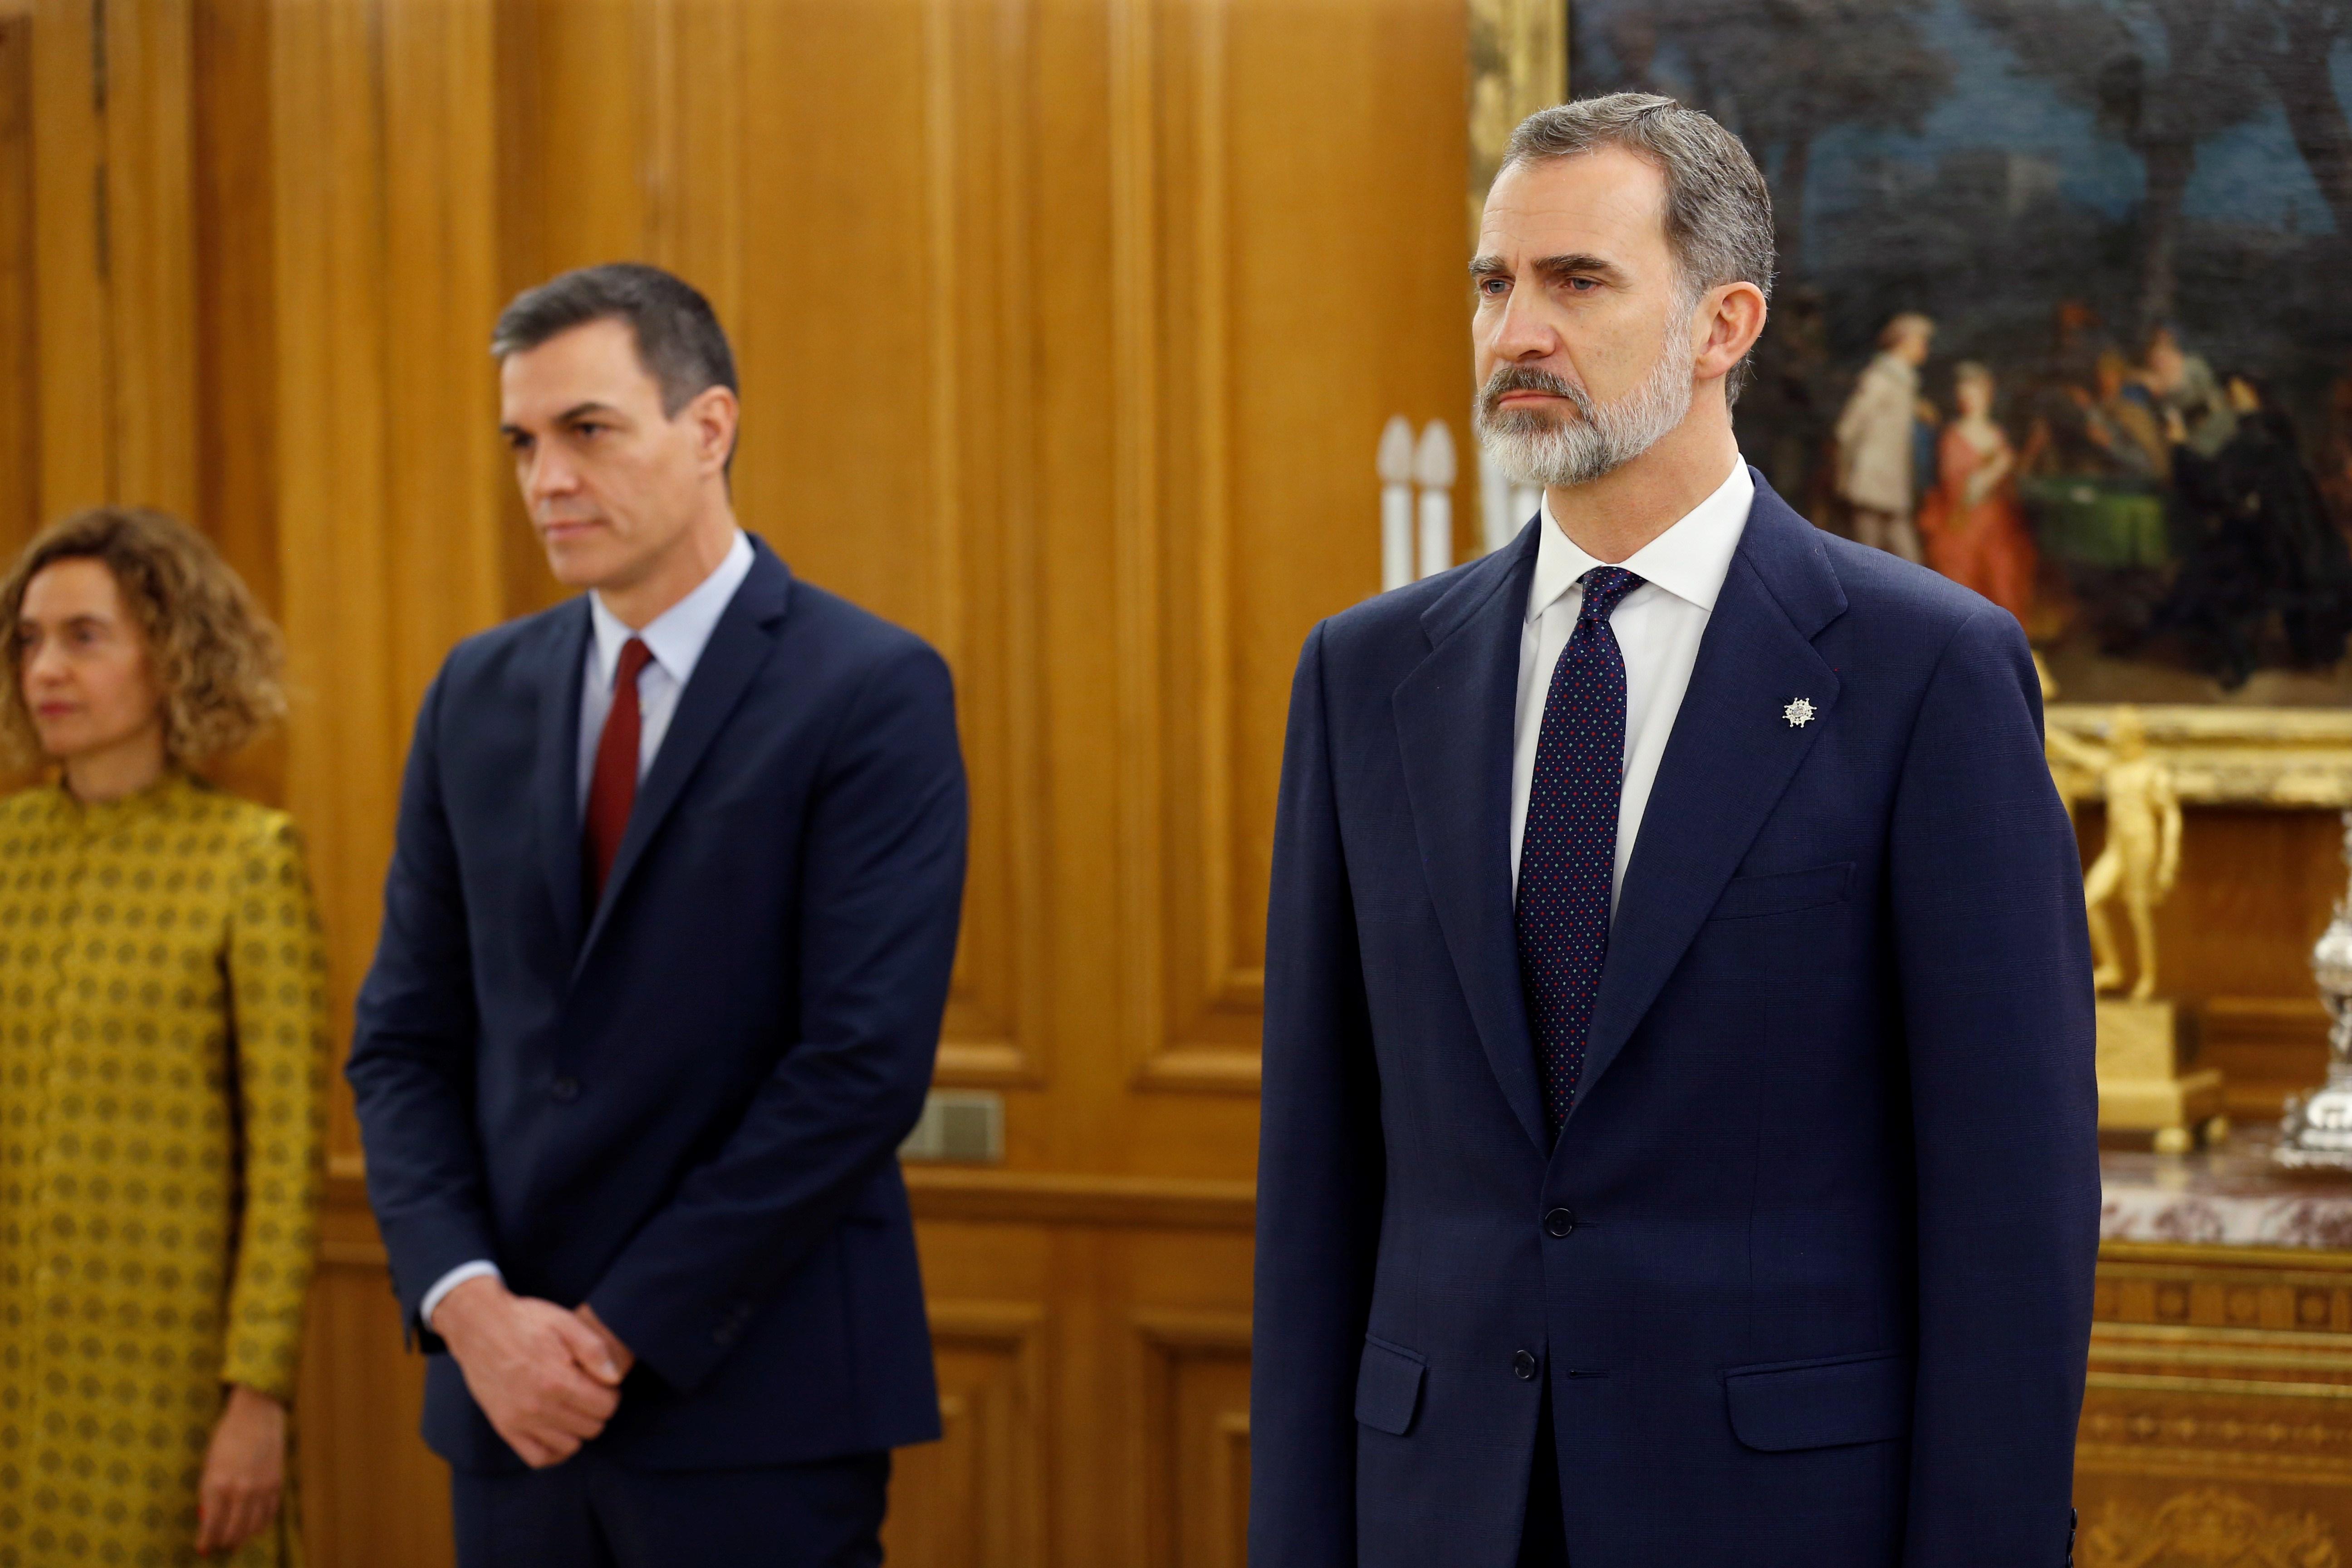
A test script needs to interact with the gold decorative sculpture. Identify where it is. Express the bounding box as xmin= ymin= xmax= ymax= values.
xmin=2052 ymin=701 xmax=2222 ymax=1152
xmin=2039 ymin=655 xmax=2102 ymax=829
xmin=2083 ymin=707 xmax=2182 ymax=1000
